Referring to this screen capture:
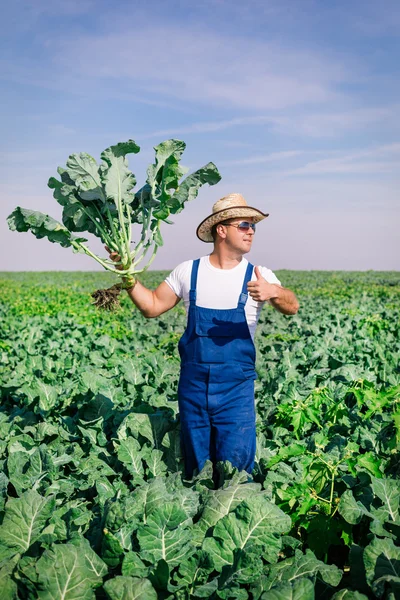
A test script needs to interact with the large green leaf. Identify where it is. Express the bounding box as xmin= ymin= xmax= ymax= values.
xmin=7 ymin=445 xmax=56 ymax=495
xmin=0 ymin=490 xmax=55 ymax=554
xmin=147 ymin=140 xmax=187 ymax=207
xmin=7 ymin=208 xmax=87 ymax=248
xmin=116 ymin=438 xmax=146 ymax=484
xmin=202 ymin=495 xmax=291 ymax=571
xmin=130 ymin=478 xmax=172 ymax=521
xmin=339 ymin=490 xmax=371 ymax=524
xmin=172 ymin=550 xmax=214 ymax=592
xmin=137 ymin=502 xmax=194 ymax=567
xmin=261 ymin=577 xmax=315 ymax=600
xmin=370 ymin=476 xmax=399 ymax=522
xmin=339 ymin=479 xmax=400 ymax=539
xmin=0 ymin=555 xmax=19 ymax=599
xmin=117 ymin=411 xmax=172 ymax=448
xmin=363 ymin=537 xmax=400 ymax=598
xmin=65 ymin=152 xmax=105 ymax=201
xmin=265 ymin=549 xmax=342 ymax=589
xmin=194 ymin=473 xmax=262 ymax=543
xmin=100 ymin=141 xmax=140 ymax=207
xmin=330 ymin=591 xmax=369 ymax=599
xmin=168 ymin=162 xmax=221 ymax=214
xmin=36 ymin=537 xmax=107 ymax=600
xmin=103 ymin=576 xmax=157 ymax=600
